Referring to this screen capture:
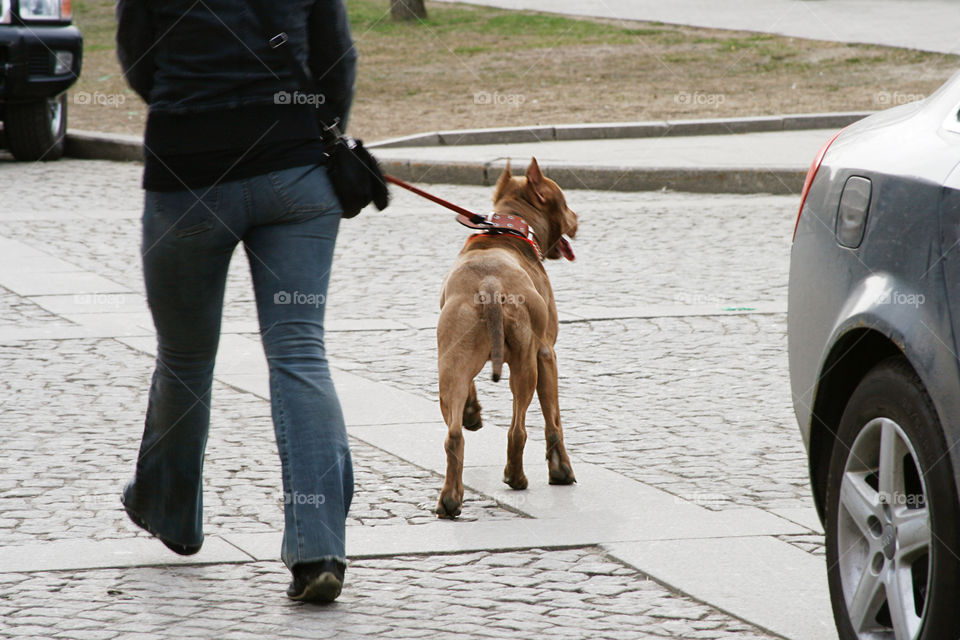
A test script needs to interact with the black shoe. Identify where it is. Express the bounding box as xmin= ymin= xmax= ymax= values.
xmin=286 ymin=559 xmax=345 ymax=603
xmin=121 ymin=501 xmax=202 ymax=556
